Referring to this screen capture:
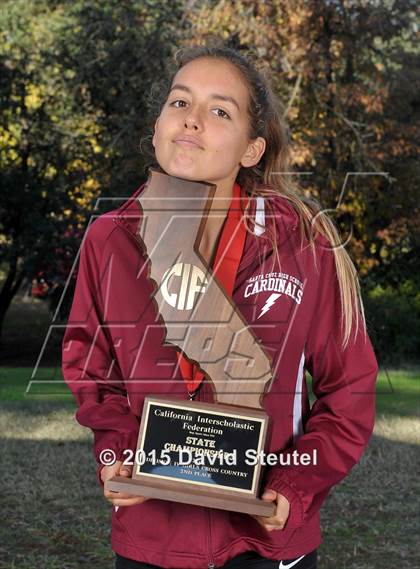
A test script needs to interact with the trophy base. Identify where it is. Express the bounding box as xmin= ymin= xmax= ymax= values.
xmin=106 ymin=475 xmax=276 ymax=517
